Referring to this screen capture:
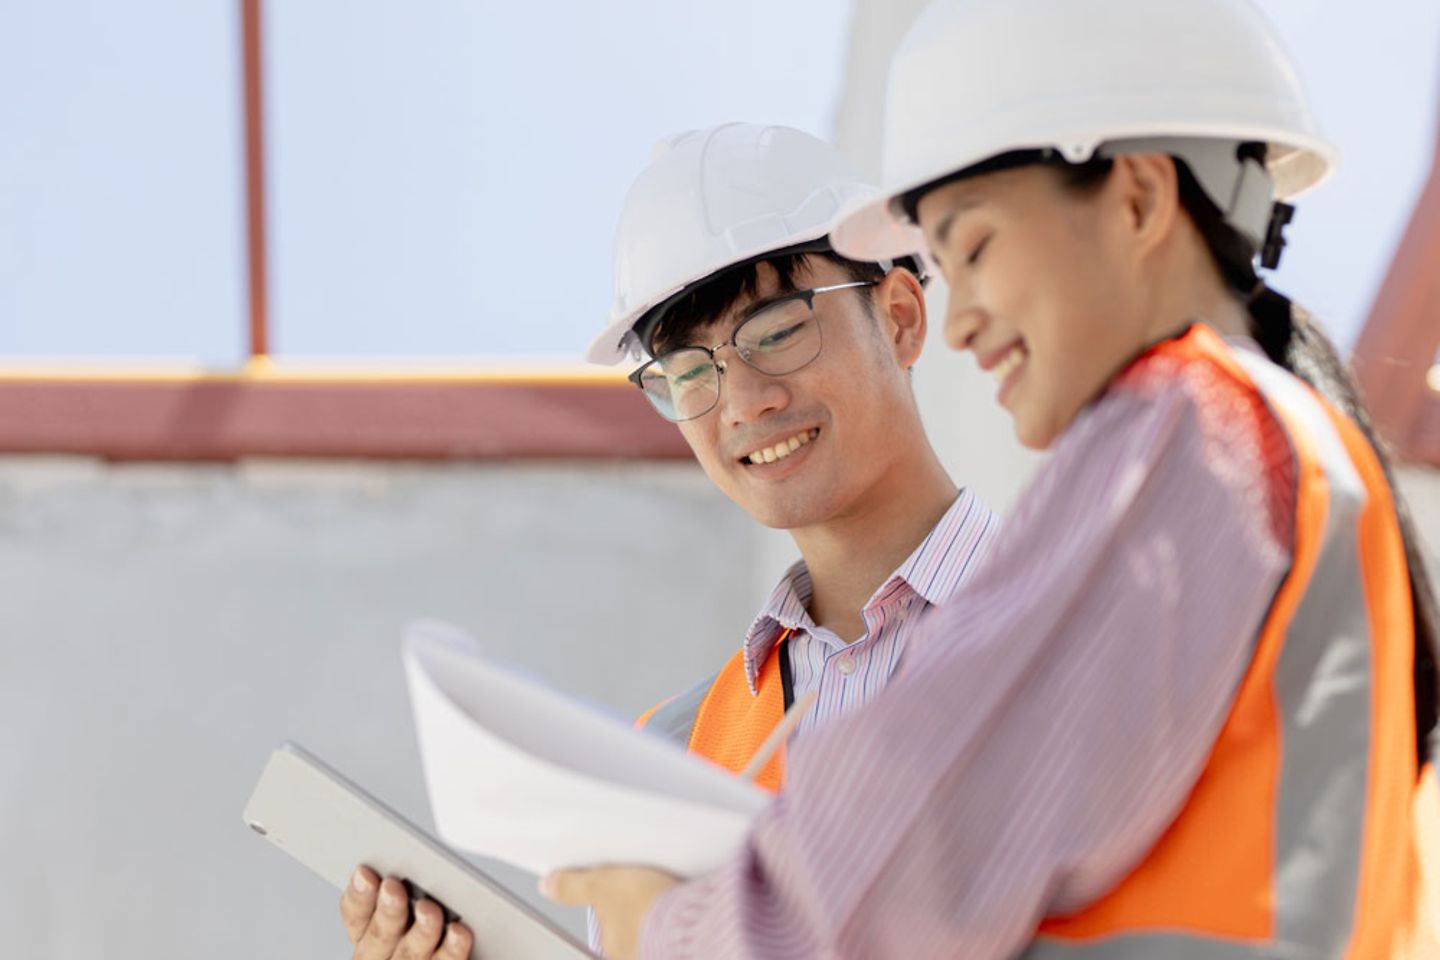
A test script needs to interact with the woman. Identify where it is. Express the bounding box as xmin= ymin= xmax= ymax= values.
xmin=546 ymin=1 xmax=1440 ymax=956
